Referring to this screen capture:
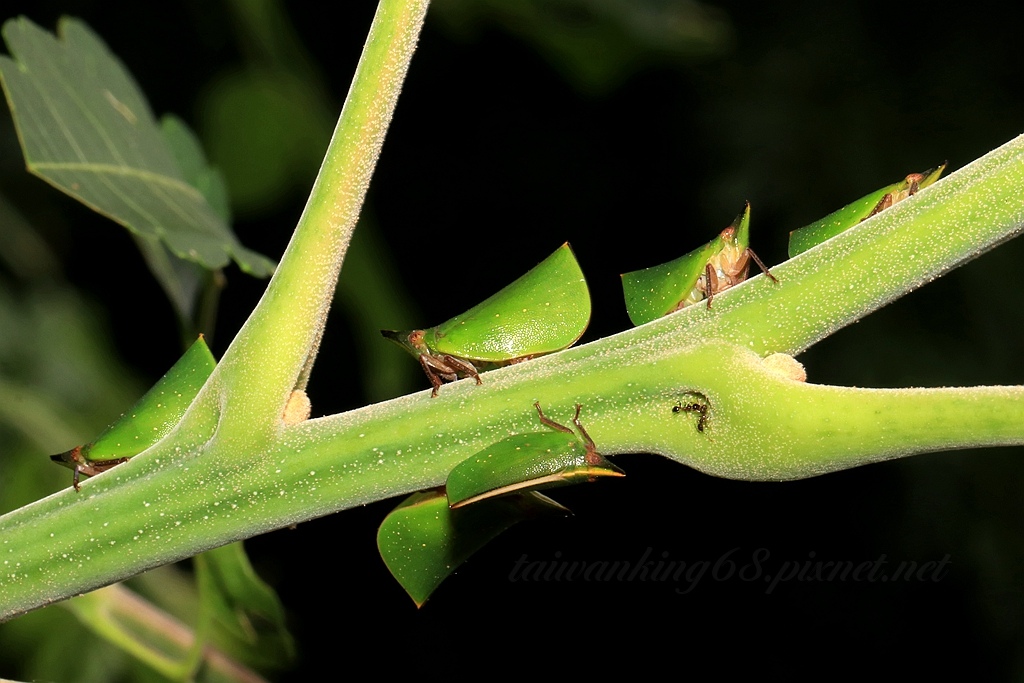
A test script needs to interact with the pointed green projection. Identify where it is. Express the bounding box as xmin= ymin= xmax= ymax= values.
xmin=50 ymin=335 xmax=216 ymax=490
xmin=788 ymin=164 xmax=946 ymax=257
xmin=621 ymin=203 xmax=777 ymax=326
xmin=382 ymin=243 xmax=591 ymax=396
xmin=446 ymin=402 xmax=624 ymax=508
xmin=377 ymin=489 xmax=566 ymax=607
xmin=0 ymin=17 xmax=274 ymax=275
